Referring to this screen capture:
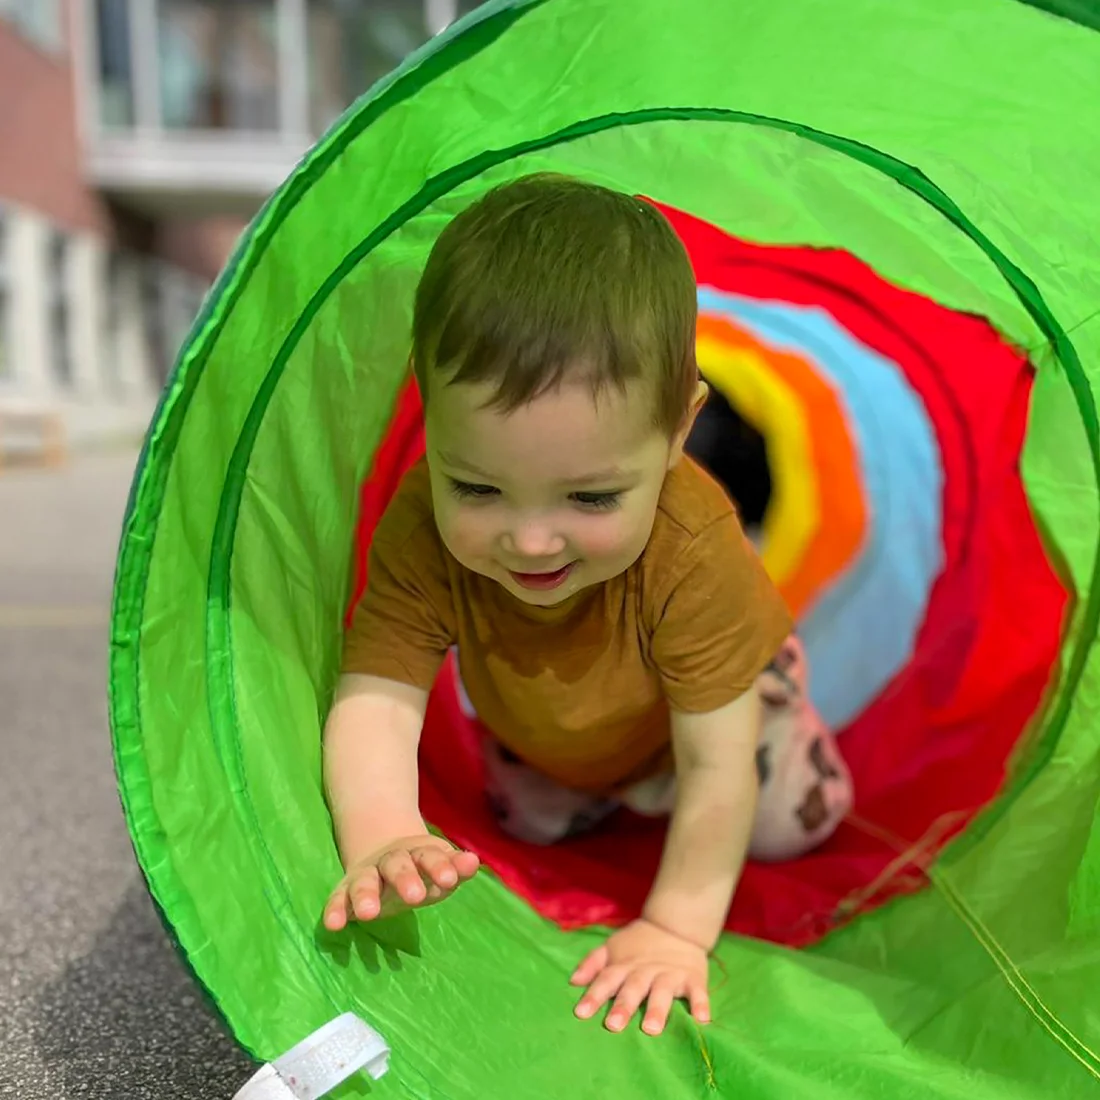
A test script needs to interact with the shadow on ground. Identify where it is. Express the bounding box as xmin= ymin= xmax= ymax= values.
xmin=34 ymin=877 xmax=256 ymax=1099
